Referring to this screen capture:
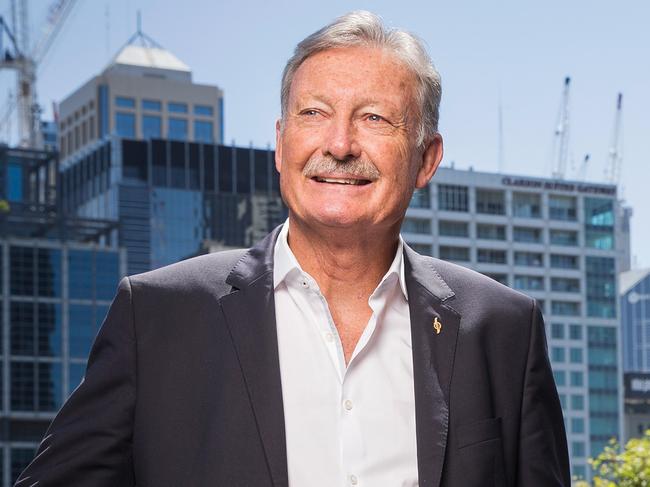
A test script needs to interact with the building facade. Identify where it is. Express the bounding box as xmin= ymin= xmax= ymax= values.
xmin=621 ymin=268 xmax=650 ymax=374
xmin=403 ymin=167 xmax=628 ymax=481
xmin=0 ymin=146 xmax=125 ymax=486
xmin=58 ymin=35 xmax=224 ymax=161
